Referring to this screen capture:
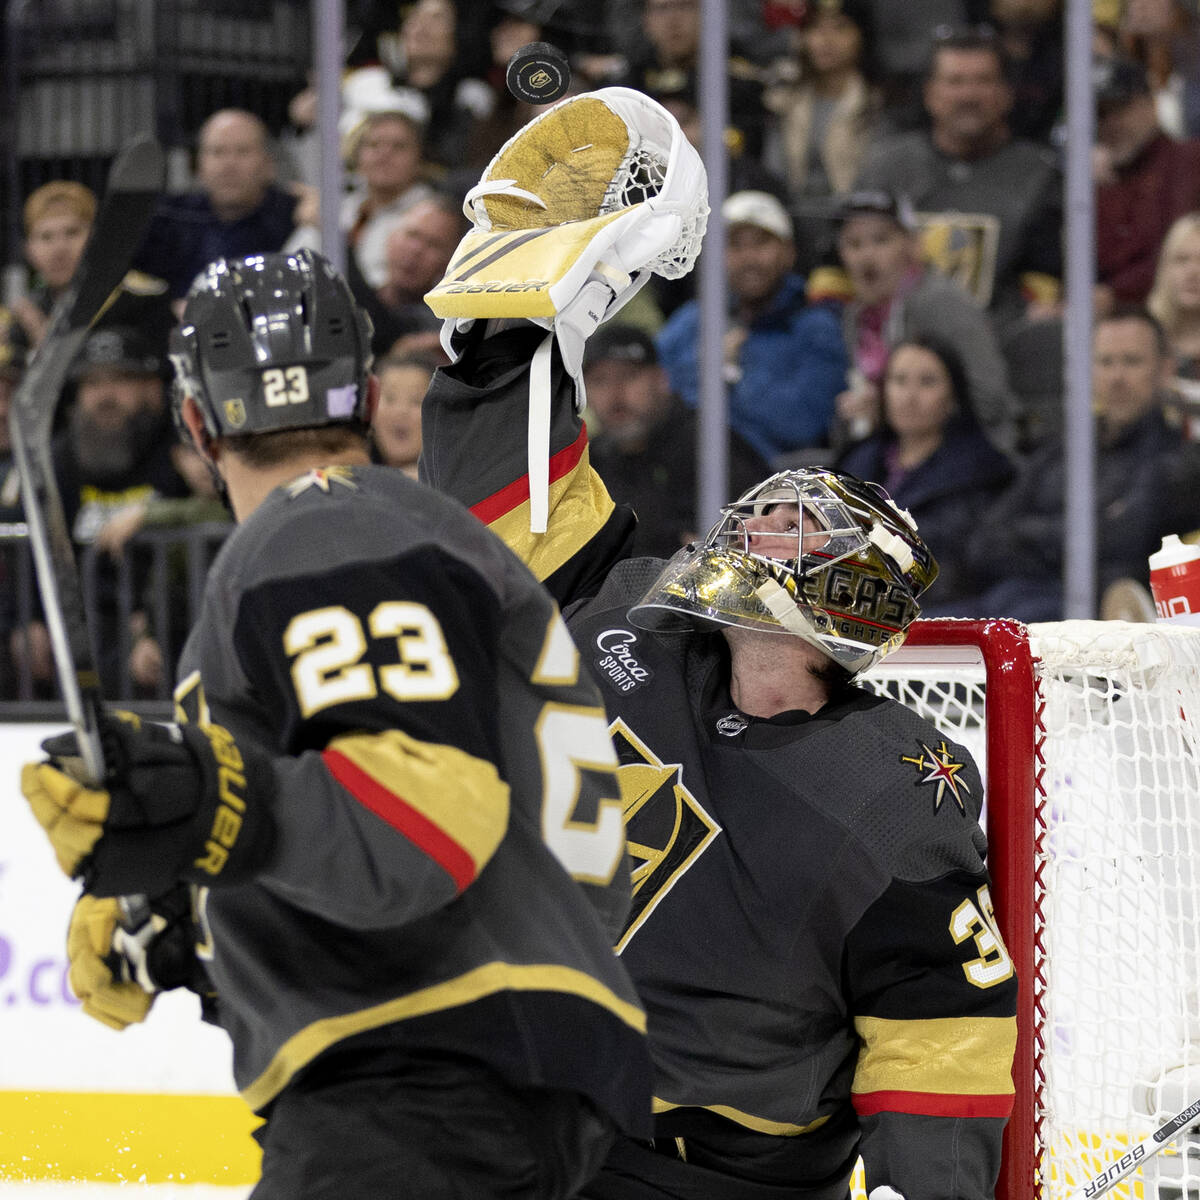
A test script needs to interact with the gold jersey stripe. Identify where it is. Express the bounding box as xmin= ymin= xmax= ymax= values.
xmin=243 ymin=960 xmax=647 ymax=1110
xmin=325 ymin=728 xmax=510 ymax=885
xmin=0 ymin=1090 xmax=260 ymax=1183
xmin=652 ymin=1097 xmax=832 ymax=1137
xmin=852 ymin=1014 xmax=1017 ymax=1097
xmin=488 ymin=462 xmax=614 ymax=583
